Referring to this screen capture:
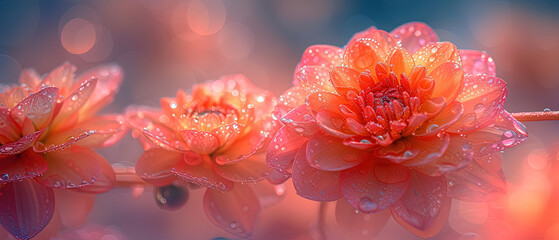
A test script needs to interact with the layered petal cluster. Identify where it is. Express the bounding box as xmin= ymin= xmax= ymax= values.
xmin=0 ymin=62 xmax=126 ymax=240
xmin=267 ymin=22 xmax=528 ymax=237
xmin=127 ymin=75 xmax=281 ymax=238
